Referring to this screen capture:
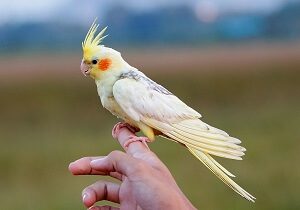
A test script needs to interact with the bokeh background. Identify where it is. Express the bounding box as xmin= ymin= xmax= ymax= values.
xmin=1 ymin=0 xmax=300 ymax=209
